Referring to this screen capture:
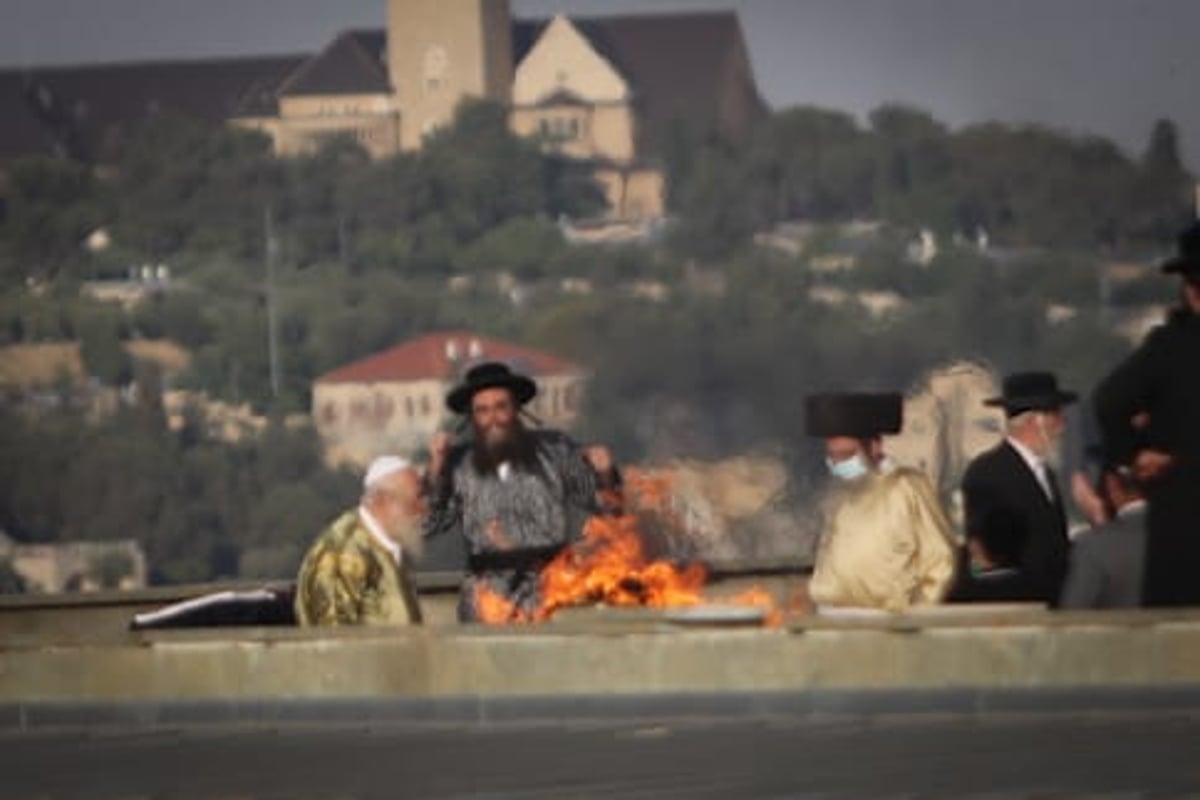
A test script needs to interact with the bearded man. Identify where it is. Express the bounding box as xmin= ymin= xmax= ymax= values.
xmin=958 ymin=372 xmax=1077 ymax=605
xmin=424 ymin=362 xmax=618 ymax=623
xmin=294 ymin=456 xmax=426 ymax=626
